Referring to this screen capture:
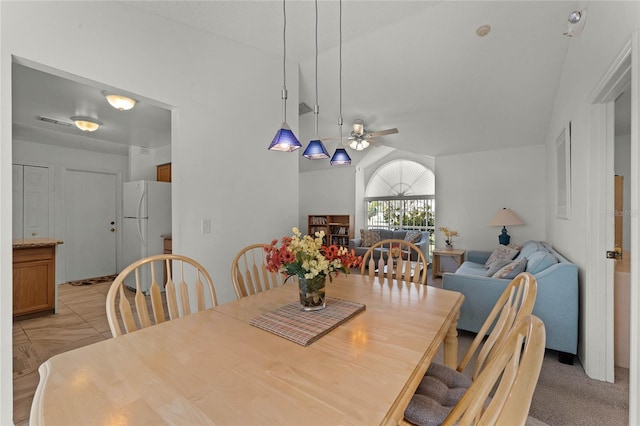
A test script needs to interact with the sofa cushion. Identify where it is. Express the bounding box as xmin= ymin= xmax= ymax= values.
xmin=484 ymin=245 xmax=519 ymax=269
xmin=360 ymin=229 xmax=381 ymax=247
xmin=404 ymin=230 xmax=423 ymax=244
xmin=493 ymin=257 xmax=528 ymax=279
xmin=485 ymin=258 xmax=512 ymax=276
xmin=526 ymin=250 xmax=558 ymax=274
